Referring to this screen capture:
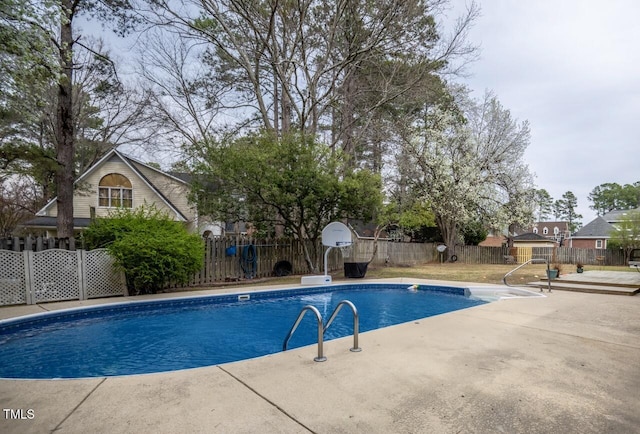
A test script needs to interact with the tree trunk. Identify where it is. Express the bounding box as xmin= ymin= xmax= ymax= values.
xmin=295 ymin=226 xmax=319 ymax=274
xmin=366 ymin=225 xmax=385 ymax=264
xmin=340 ymin=71 xmax=356 ymax=159
xmin=56 ymin=0 xmax=75 ymax=238
xmin=437 ymin=215 xmax=458 ymax=261
xmin=301 ymin=239 xmax=319 ymax=274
